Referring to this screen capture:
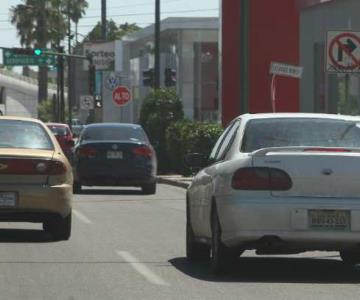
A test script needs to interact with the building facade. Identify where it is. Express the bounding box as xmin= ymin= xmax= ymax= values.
xmin=122 ymin=17 xmax=219 ymax=123
xmin=221 ymin=0 xmax=360 ymax=125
